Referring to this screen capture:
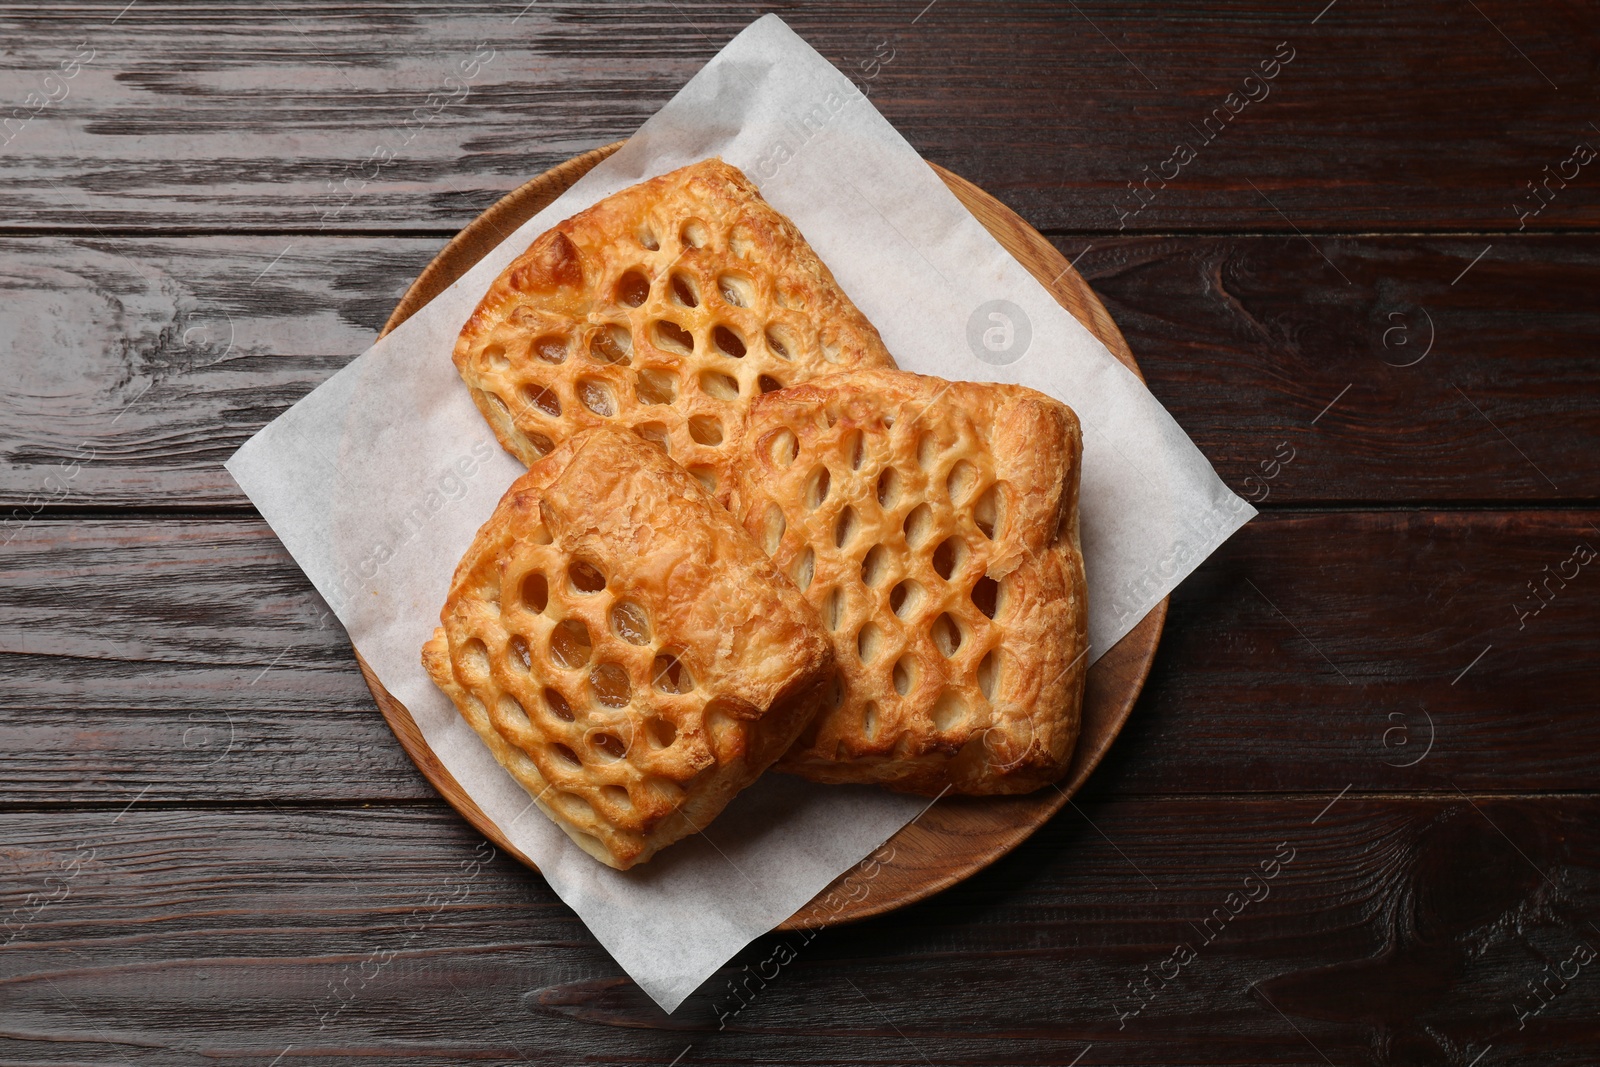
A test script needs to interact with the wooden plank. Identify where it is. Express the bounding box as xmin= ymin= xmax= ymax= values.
xmin=1 ymin=510 xmax=1594 ymax=803
xmin=0 ymin=519 xmax=370 ymax=714
xmin=1097 ymin=508 xmax=1600 ymax=797
xmin=0 ymin=236 xmax=437 ymax=509
xmin=1073 ymin=233 xmax=1600 ymax=504
xmin=0 ymin=513 xmax=429 ymax=801
xmin=0 ymin=708 xmax=433 ymax=802
xmin=3 ymin=234 xmax=1597 ymax=509
xmin=0 ymin=516 xmax=434 ymax=790
xmin=0 ymin=2 xmax=1596 ymax=233
xmin=0 ymin=796 xmax=1594 ymax=1062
